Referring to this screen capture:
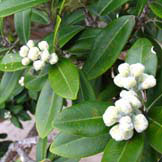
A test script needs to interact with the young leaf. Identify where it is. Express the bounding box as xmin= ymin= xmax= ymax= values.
xmin=78 ymin=70 xmax=96 ymax=102
xmin=102 ymin=135 xmax=144 ymax=162
xmin=147 ymin=106 xmax=162 ymax=153
xmin=0 ymin=71 xmax=22 ymax=104
xmin=48 ymin=59 xmax=79 ymax=100
xmin=36 ymin=137 xmax=48 ymax=161
xmin=54 ymin=101 xmax=110 ymax=137
xmin=0 ymin=0 xmax=48 ymax=17
xmin=0 ymin=53 xmax=25 ymax=72
xmin=126 ymin=38 xmax=157 ymax=76
xmin=83 ymin=16 xmax=135 ymax=80
xmin=50 ymin=133 xmax=110 ymax=158
xmin=36 ymin=81 xmax=63 ymax=138
xmin=14 ymin=9 xmax=31 ymax=43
